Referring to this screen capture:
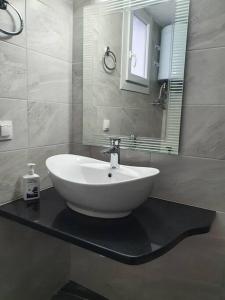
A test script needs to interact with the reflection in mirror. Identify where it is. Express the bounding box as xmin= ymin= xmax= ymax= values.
xmin=82 ymin=0 xmax=190 ymax=154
